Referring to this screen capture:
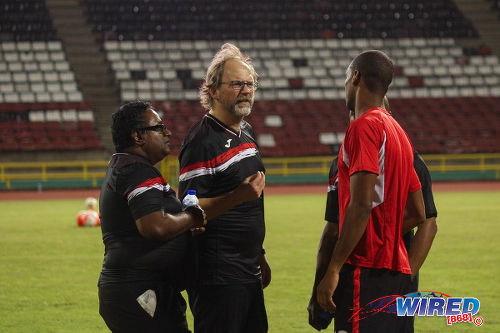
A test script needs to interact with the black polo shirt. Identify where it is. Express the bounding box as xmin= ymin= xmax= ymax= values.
xmin=179 ymin=113 xmax=266 ymax=285
xmin=98 ymin=153 xmax=189 ymax=284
